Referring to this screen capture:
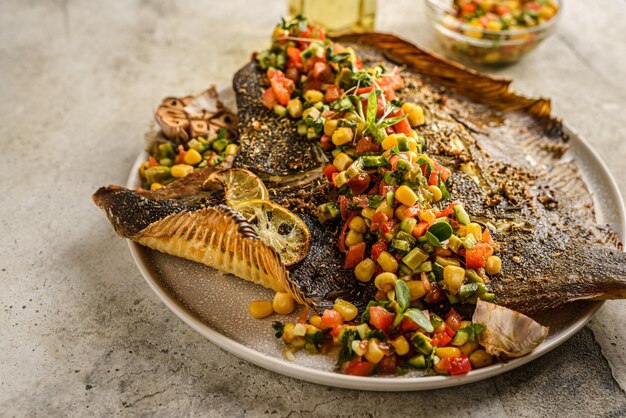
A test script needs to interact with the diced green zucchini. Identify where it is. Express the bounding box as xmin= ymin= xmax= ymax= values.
xmin=407 ymin=354 xmax=427 ymax=369
xmin=383 ymin=171 xmax=397 ymax=185
xmin=361 ymin=156 xmax=389 ymax=168
xmin=432 ymin=262 xmax=444 ymax=281
xmin=462 ymin=233 xmax=476 ymax=250
xmin=355 ymin=323 xmax=371 ymax=340
xmin=451 ymin=330 xmax=469 ymax=346
xmin=334 ymin=172 xmax=349 ymax=188
xmin=395 ymin=159 xmax=412 ymax=172
xmin=397 ymin=136 xmax=410 ymax=152
xmin=345 ymin=160 xmax=363 ymax=178
xmin=317 ymin=202 xmax=340 ymax=224
xmin=458 ymin=282 xmax=479 ymax=298
xmin=434 ymin=255 xmax=460 ymax=268
xmin=479 ymin=292 xmax=496 ymax=302
xmin=412 ymin=332 xmax=433 ymax=355
xmin=454 ymin=205 xmax=470 ymax=225
xmin=465 ymin=269 xmax=484 ymax=283
xmin=402 ymin=247 xmax=429 ymax=270
xmin=273 ymin=104 xmax=287 ymax=117
xmin=386 ymin=191 xmax=395 ymax=207
xmin=447 ymin=293 xmax=460 ymax=304
xmin=391 ymin=239 xmax=412 ymax=253
xmin=395 ymin=231 xmax=415 ymax=244
xmin=418 ymin=261 xmax=432 ymax=272
xmin=400 ymin=217 xmax=417 ymax=234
